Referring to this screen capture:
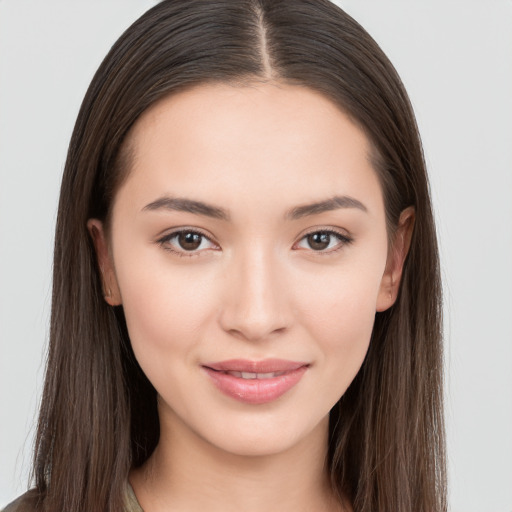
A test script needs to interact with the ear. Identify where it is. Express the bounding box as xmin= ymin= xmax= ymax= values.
xmin=87 ymin=219 xmax=122 ymax=306
xmin=376 ymin=206 xmax=415 ymax=312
